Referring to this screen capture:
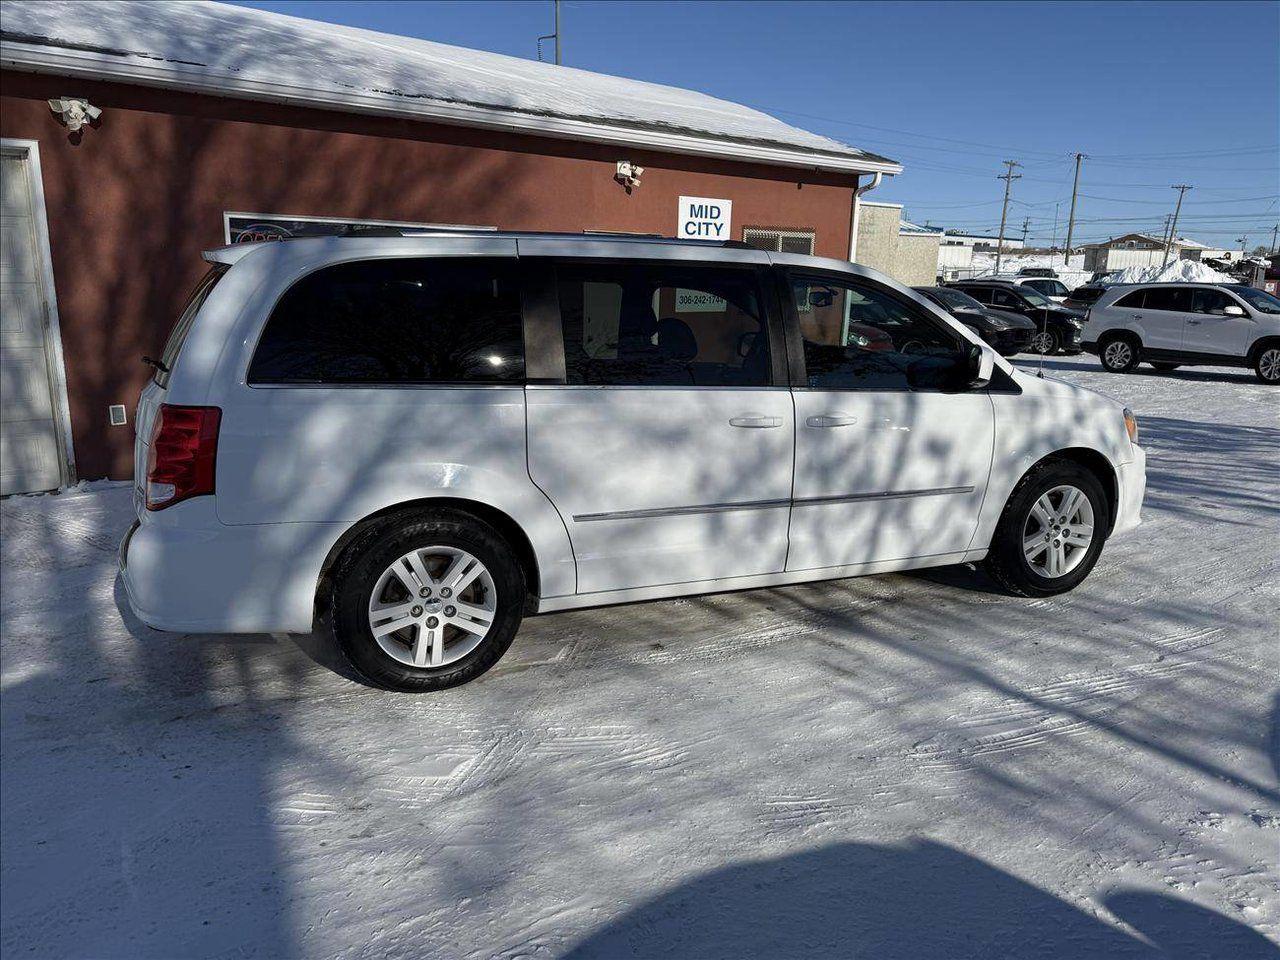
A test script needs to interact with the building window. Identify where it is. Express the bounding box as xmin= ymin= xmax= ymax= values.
xmin=743 ymin=228 xmax=816 ymax=255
